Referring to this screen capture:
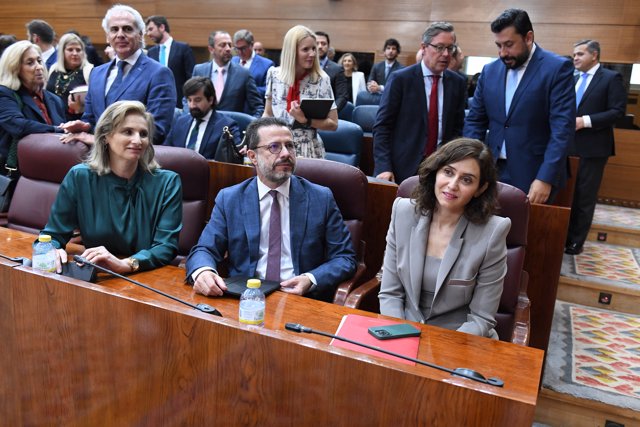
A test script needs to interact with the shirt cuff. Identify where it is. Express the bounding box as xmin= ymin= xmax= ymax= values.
xmin=302 ymin=272 xmax=317 ymax=293
xmin=582 ymin=115 xmax=592 ymax=128
xmin=191 ymin=266 xmax=218 ymax=283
